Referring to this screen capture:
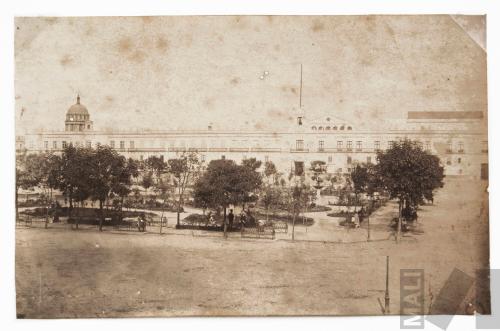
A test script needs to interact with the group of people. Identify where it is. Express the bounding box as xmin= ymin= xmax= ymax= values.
xmin=205 ymin=208 xmax=256 ymax=230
